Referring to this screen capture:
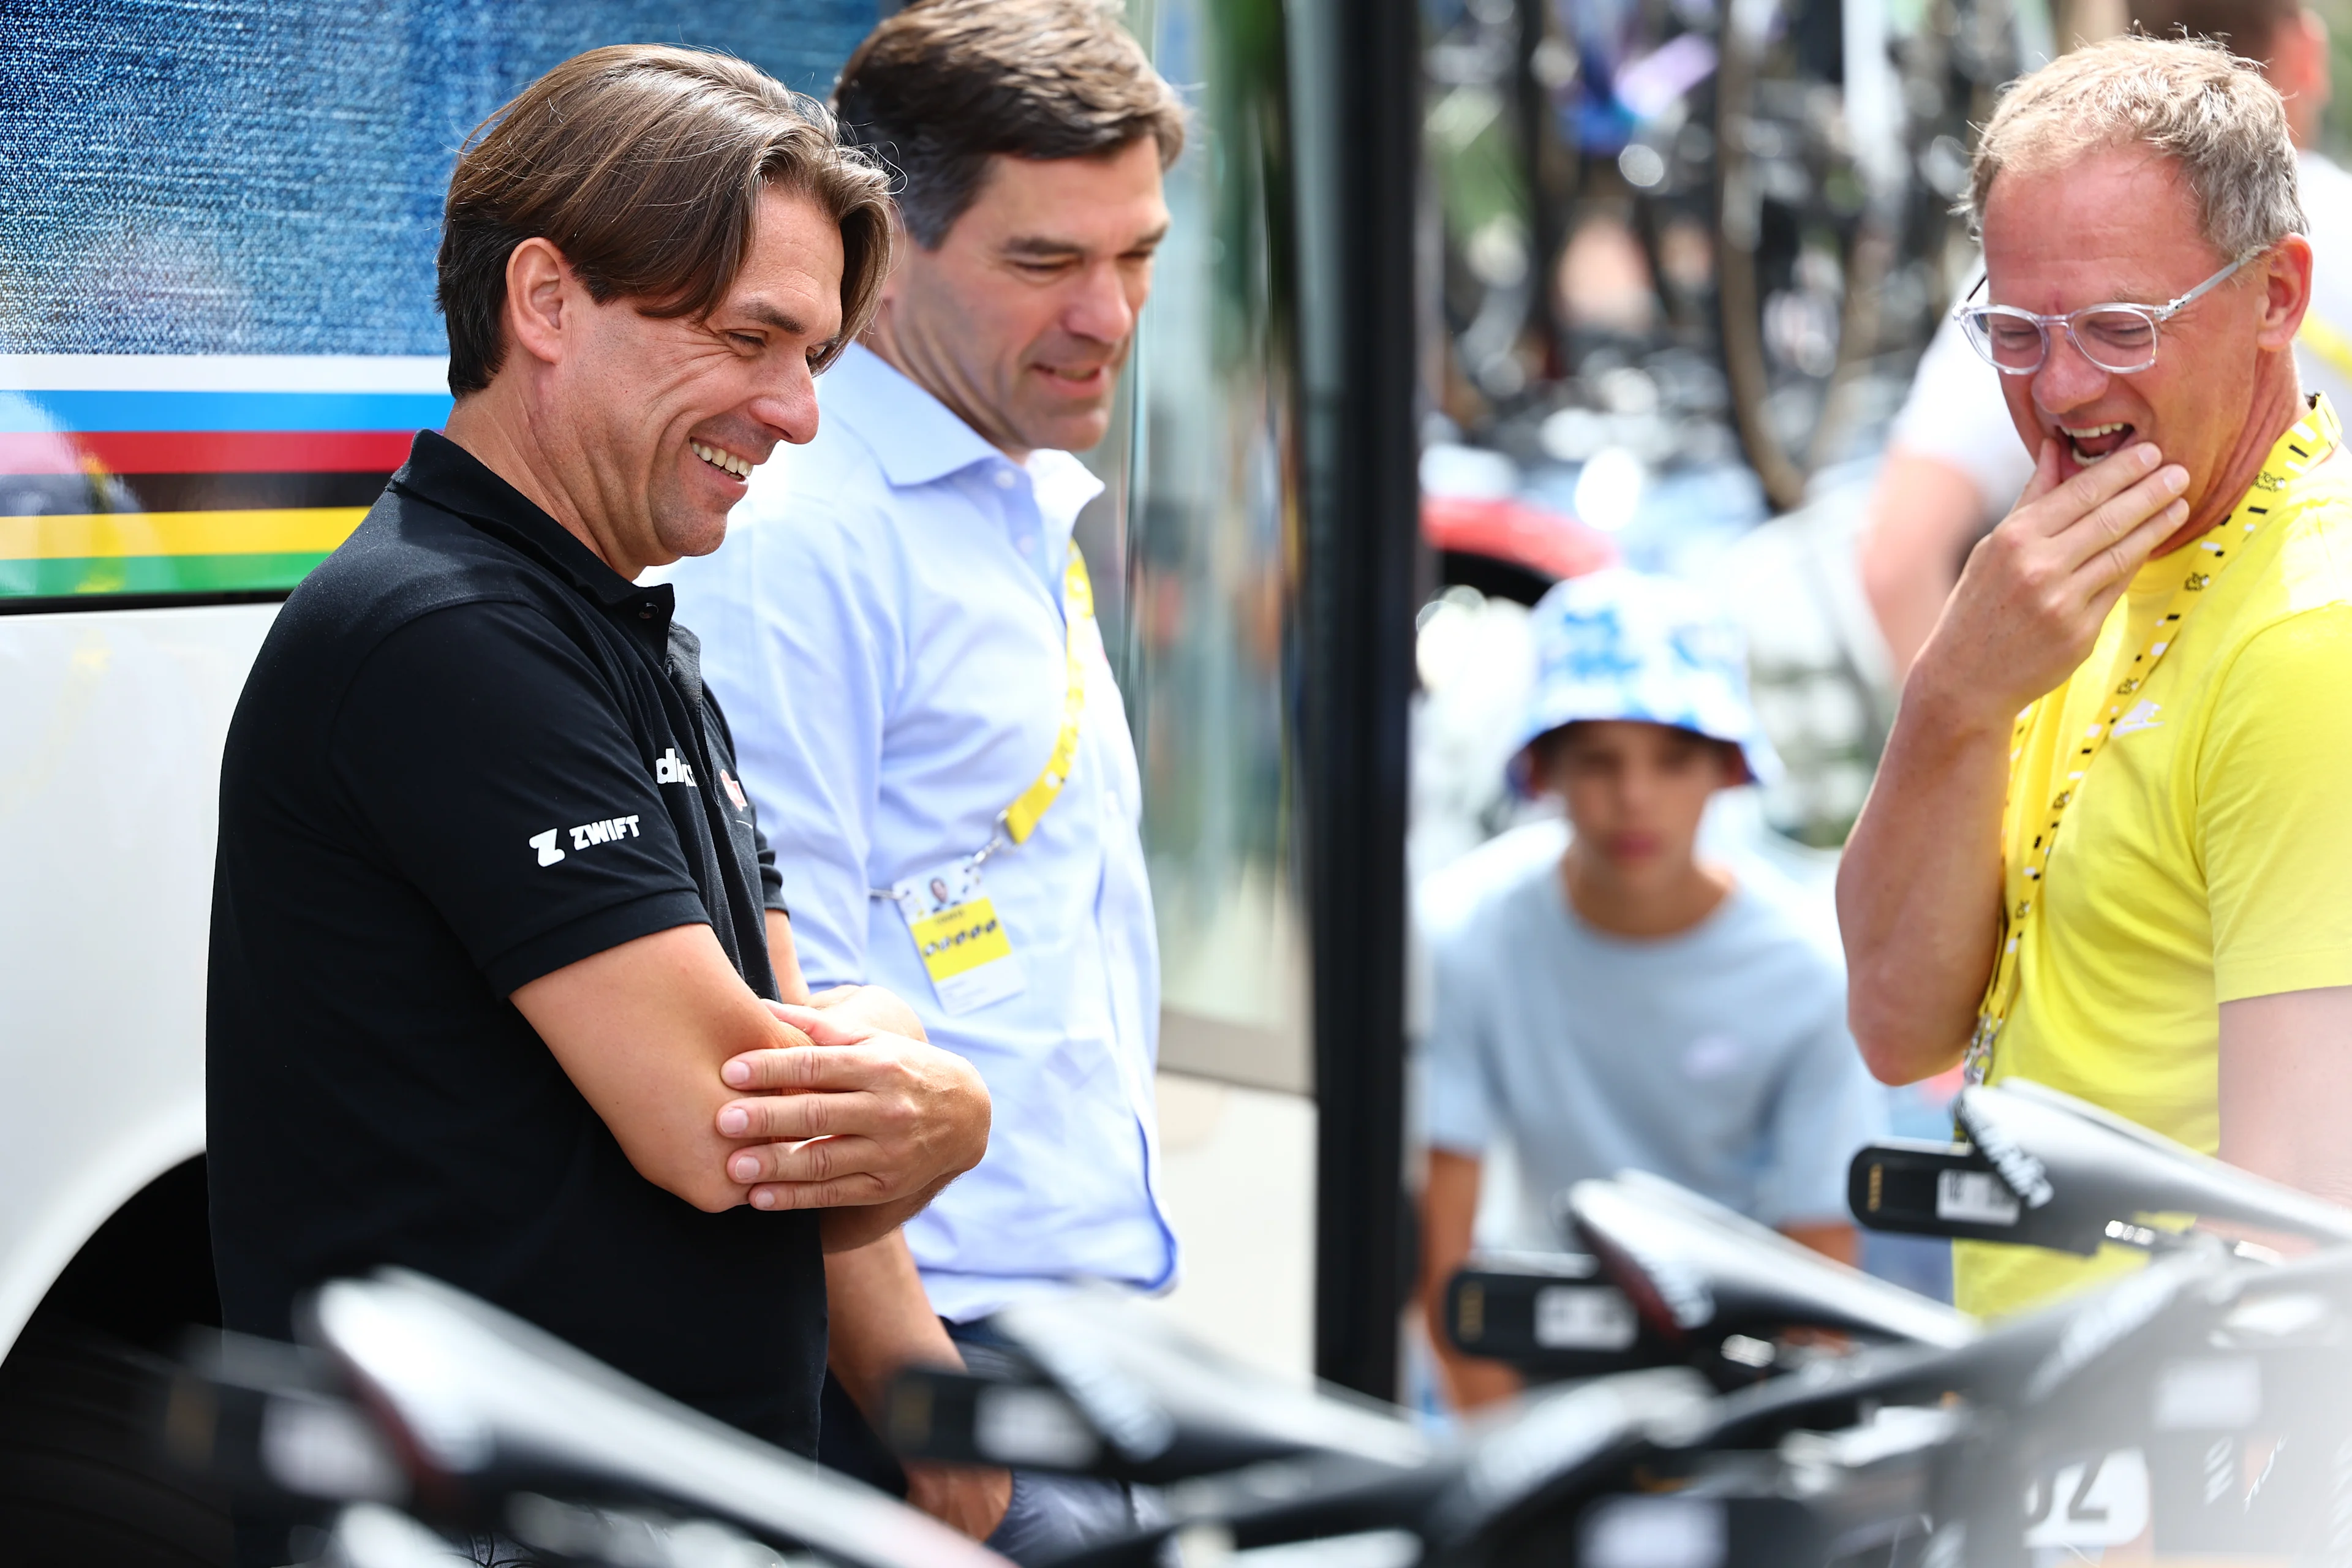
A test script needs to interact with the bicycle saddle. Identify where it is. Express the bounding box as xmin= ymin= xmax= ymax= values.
xmin=1566 ymin=1171 xmax=1977 ymax=1351
xmin=1852 ymin=1079 xmax=2352 ymax=1256
xmin=1442 ymin=1250 xmax=1676 ymax=1380
xmin=884 ymin=1287 xmax=1436 ymax=1484
xmin=301 ymin=1268 xmax=1007 ymax=1568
